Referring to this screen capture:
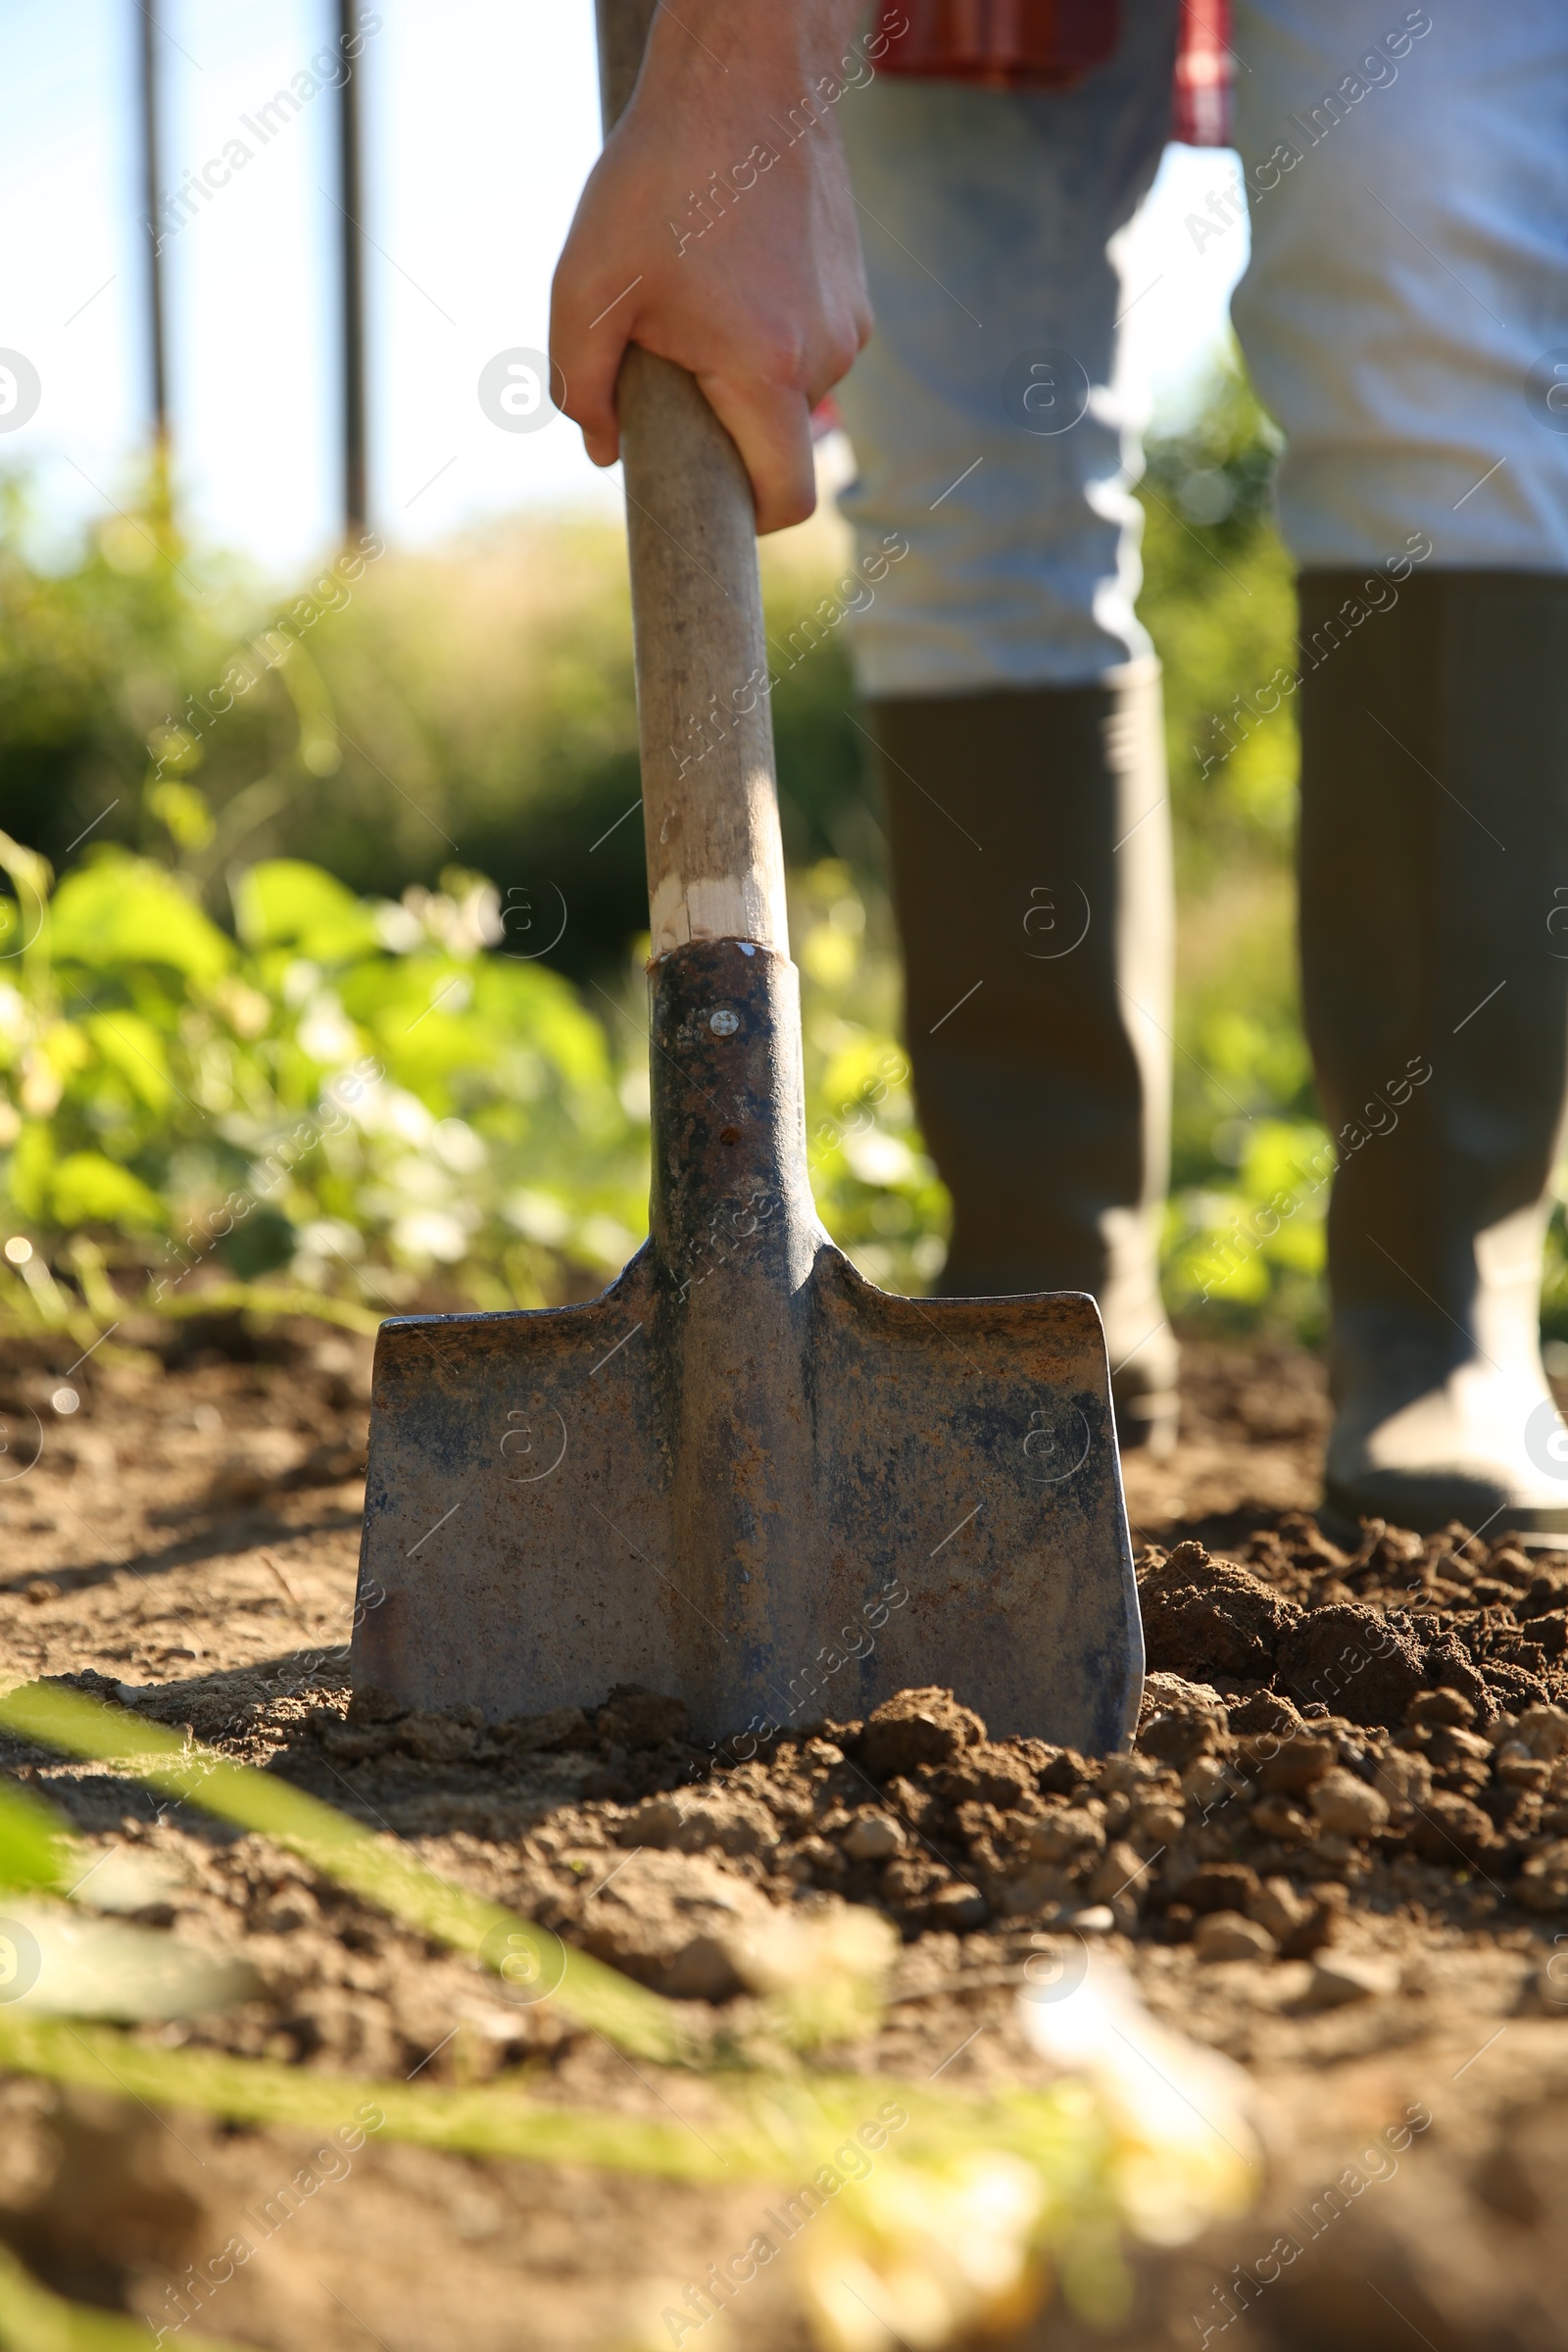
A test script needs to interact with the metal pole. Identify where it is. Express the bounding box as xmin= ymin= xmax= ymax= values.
xmin=337 ymin=0 xmax=368 ymax=537
xmin=137 ymin=0 xmax=169 ymax=448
